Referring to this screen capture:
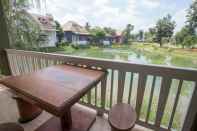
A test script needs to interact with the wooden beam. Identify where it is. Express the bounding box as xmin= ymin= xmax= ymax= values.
xmin=191 ymin=113 xmax=197 ymax=131
xmin=0 ymin=0 xmax=11 ymax=75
